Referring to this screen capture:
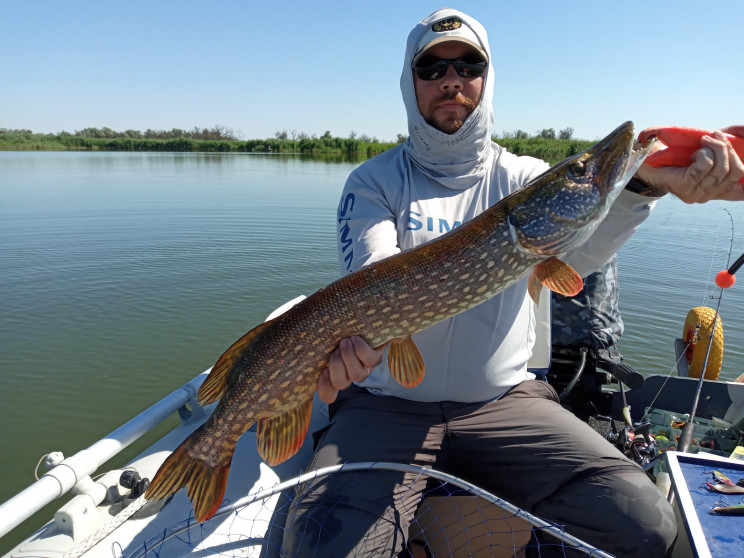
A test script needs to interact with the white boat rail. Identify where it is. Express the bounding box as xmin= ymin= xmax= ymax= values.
xmin=0 ymin=296 xmax=309 ymax=541
xmin=0 ymin=369 xmax=210 ymax=538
